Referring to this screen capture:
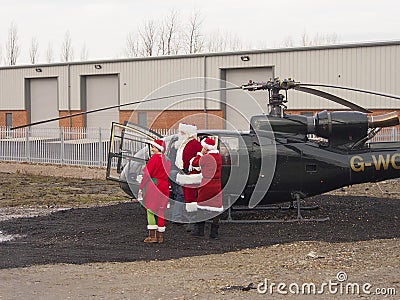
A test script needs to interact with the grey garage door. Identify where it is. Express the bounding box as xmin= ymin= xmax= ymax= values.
xmin=30 ymin=77 xmax=59 ymax=129
xmin=225 ymin=67 xmax=273 ymax=130
xmin=85 ymin=74 xmax=119 ymax=130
